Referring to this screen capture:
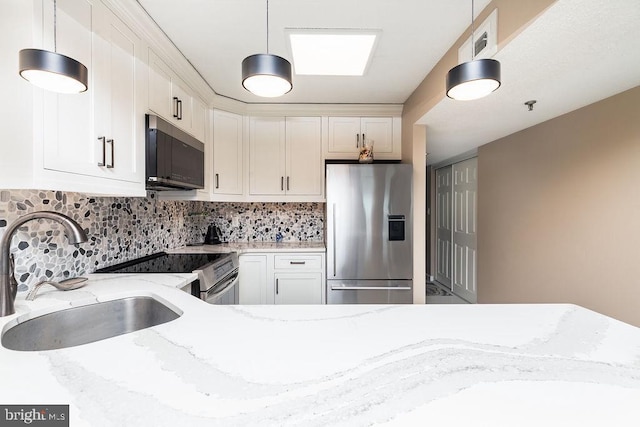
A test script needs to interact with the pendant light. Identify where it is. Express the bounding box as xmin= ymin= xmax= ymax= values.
xmin=446 ymin=0 xmax=500 ymax=101
xmin=18 ymin=0 xmax=88 ymax=94
xmin=242 ymin=0 xmax=292 ymax=97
